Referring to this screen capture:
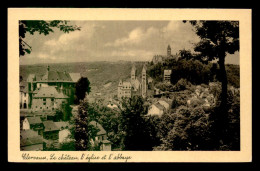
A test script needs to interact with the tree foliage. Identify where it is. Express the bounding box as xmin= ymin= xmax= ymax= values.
xmin=119 ymin=96 xmax=160 ymax=150
xmin=19 ymin=20 xmax=81 ymax=56
xmin=72 ymin=99 xmax=98 ymax=151
xmin=185 ymin=20 xmax=239 ymax=146
xmin=74 ymin=77 xmax=91 ymax=104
